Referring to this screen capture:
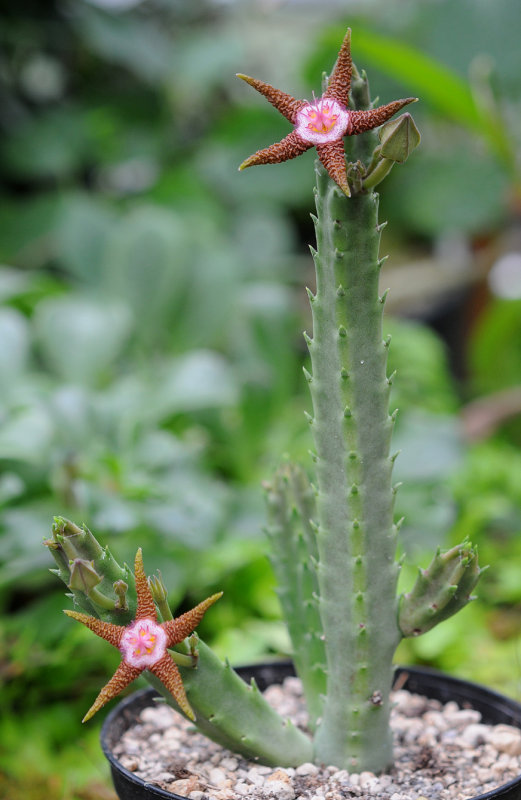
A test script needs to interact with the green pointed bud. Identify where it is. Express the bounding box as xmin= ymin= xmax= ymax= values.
xmin=68 ymin=558 xmax=102 ymax=593
xmin=346 ymin=160 xmax=365 ymax=194
xmin=53 ymin=516 xmax=83 ymax=539
xmin=398 ymin=541 xmax=483 ymax=638
xmin=44 ymin=536 xmax=61 ymax=551
xmin=148 ymin=572 xmax=172 ymax=621
xmin=52 ymin=517 xmax=104 ymax=562
xmin=188 ymin=632 xmax=200 ymax=659
xmin=349 ymin=63 xmax=370 ymax=108
xmin=43 ymin=535 xmax=70 ymax=575
xmin=378 ymin=113 xmax=420 ymax=164
xmin=113 ymin=579 xmax=129 ymax=611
